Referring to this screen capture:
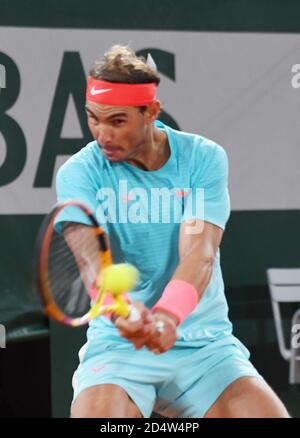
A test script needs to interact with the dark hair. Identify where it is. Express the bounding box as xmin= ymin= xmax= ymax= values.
xmin=90 ymin=45 xmax=160 ymax=85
